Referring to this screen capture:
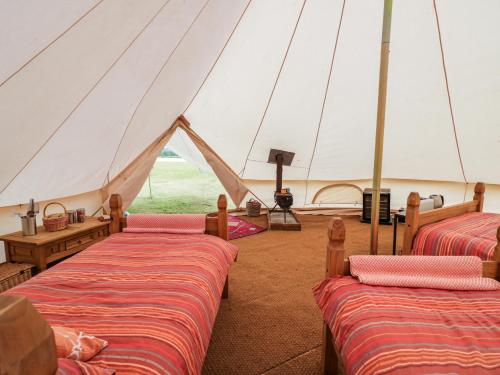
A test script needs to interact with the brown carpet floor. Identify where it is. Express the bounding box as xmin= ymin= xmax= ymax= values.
xmin=202 ymin=215 xmax=404 ymax=375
